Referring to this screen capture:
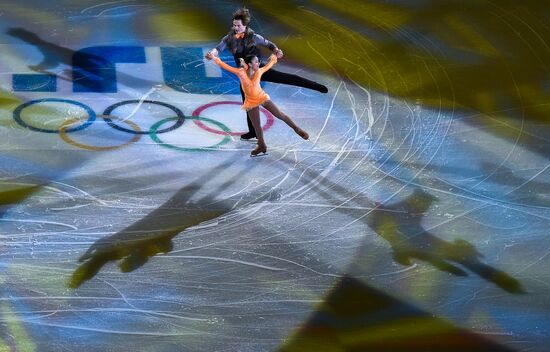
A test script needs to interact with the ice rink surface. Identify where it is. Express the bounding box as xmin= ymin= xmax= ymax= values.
xmin=0 ymin=1 xmax=549 ymax=351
